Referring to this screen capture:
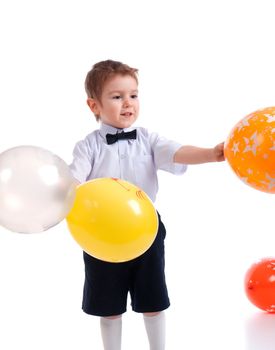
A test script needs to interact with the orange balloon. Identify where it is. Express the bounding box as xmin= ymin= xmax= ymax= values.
xmin=224 ymin=107 xmax=275 ymax=193
xmin=245 ymin=258 xmax=275 ymax=313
